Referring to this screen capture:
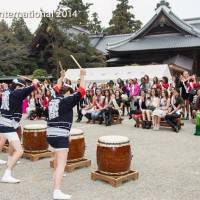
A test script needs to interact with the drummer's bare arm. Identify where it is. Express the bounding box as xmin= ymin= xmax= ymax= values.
xmin=53 ymin=70 xmax=65 ymax=93
xmin=57 ymin=70 xmax=65 ymax=88
xmin=80 ymin=68 xmax=86 ymax=88
xmin=62 ymin=69 xmax=86 ymax=107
